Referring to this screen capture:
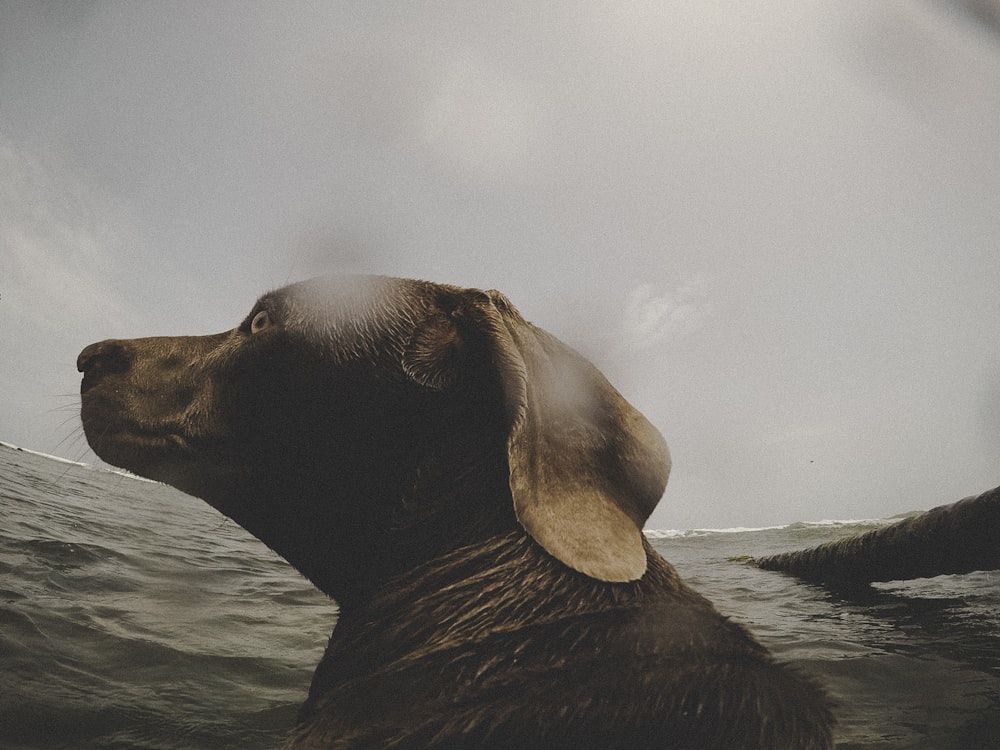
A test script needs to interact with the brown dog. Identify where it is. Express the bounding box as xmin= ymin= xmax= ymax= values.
xmin=78 ymin=276 xmax=832 ymax=749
